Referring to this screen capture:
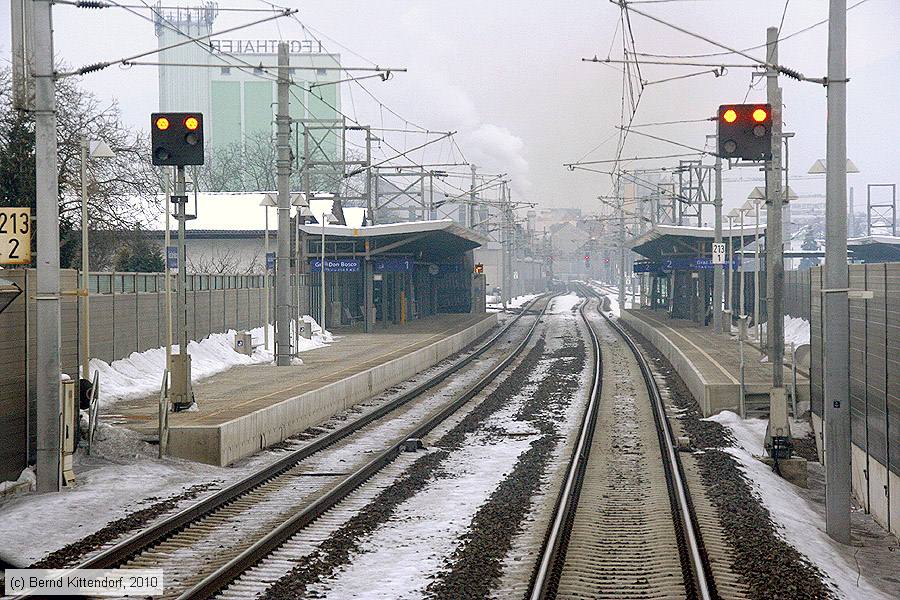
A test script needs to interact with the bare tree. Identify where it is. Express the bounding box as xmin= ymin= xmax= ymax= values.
xmin=187 ymin=245 xmax=261 ymax=274
xmin=0 ymin=67 xmax=164 ymax=267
